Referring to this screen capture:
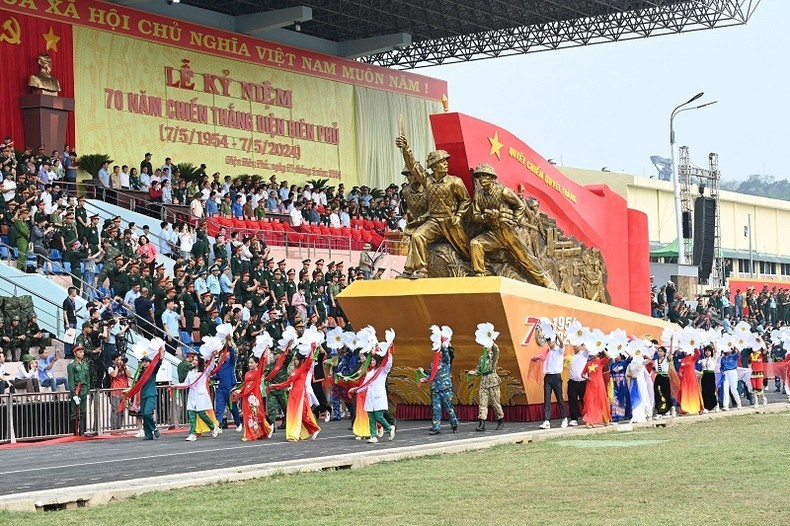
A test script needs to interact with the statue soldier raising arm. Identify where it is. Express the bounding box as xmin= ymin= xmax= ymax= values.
xmin=395 ymin=134 xmax=470 ymax=279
